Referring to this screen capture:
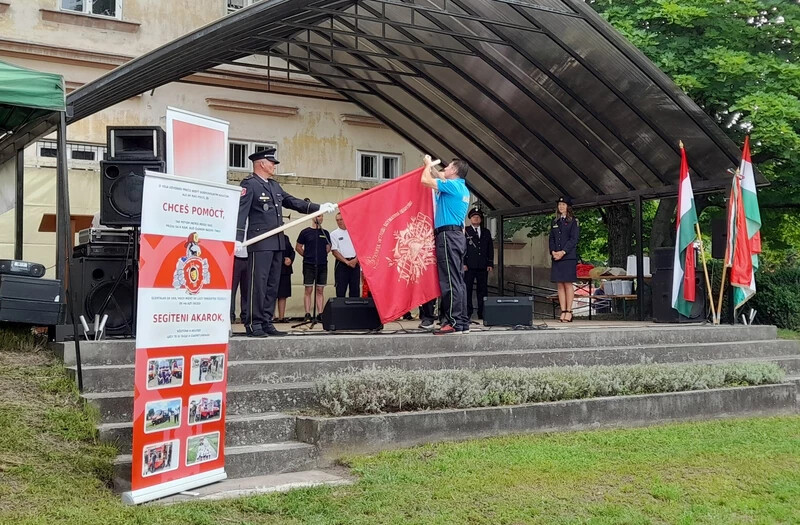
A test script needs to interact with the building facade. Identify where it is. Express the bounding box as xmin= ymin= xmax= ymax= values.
xmin=0 ymin=0 xmax=422 ymax=316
